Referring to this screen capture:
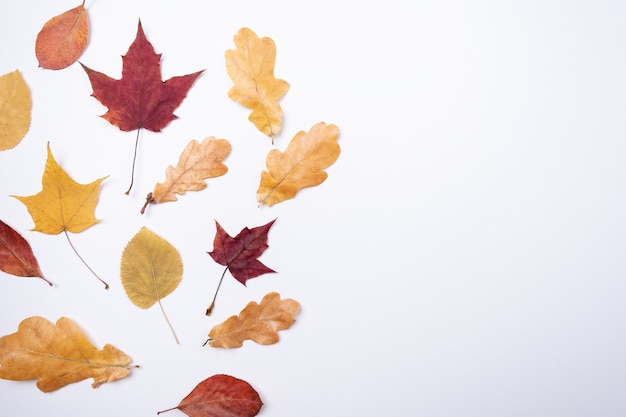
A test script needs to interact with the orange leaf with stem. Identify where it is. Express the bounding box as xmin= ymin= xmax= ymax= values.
xmin=12 ymin=143 xmax=108 ymax=289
